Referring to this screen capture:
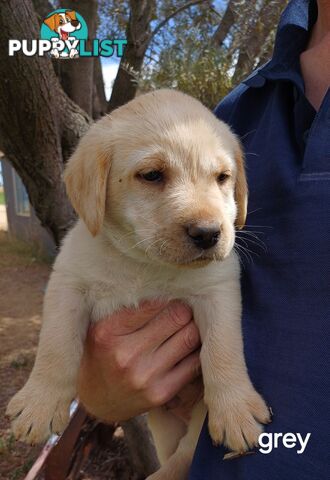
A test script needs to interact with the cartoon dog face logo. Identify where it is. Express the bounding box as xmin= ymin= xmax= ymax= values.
xmin=44 ymin=11 xmax=81 ymax=40
xmin=43 ymin=10 xmax=81 ymax=58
